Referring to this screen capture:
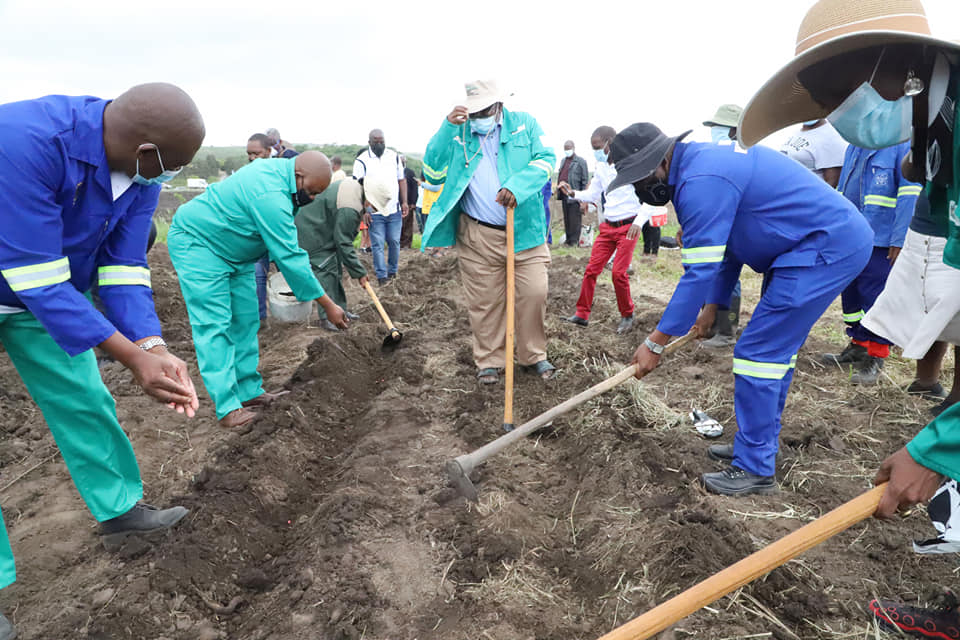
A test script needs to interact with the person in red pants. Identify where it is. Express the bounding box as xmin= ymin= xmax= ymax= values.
xmin=560 ymin=125 xmax=645 ymax=334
